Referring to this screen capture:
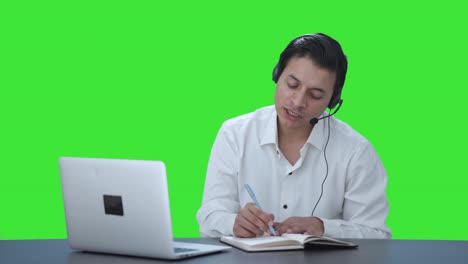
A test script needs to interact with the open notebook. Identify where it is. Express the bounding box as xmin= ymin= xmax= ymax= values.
xmin=220 ymin=234 xmax=358 ymax=252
